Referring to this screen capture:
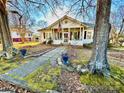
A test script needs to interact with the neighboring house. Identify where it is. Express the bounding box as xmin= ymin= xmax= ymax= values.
xmin=38 ymin=15 xmax=94 ymax=45
xmin=32 ymin=33 xmax=40 ymax=42
xmin=10 ymin=27 xmax=33 ymax=42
